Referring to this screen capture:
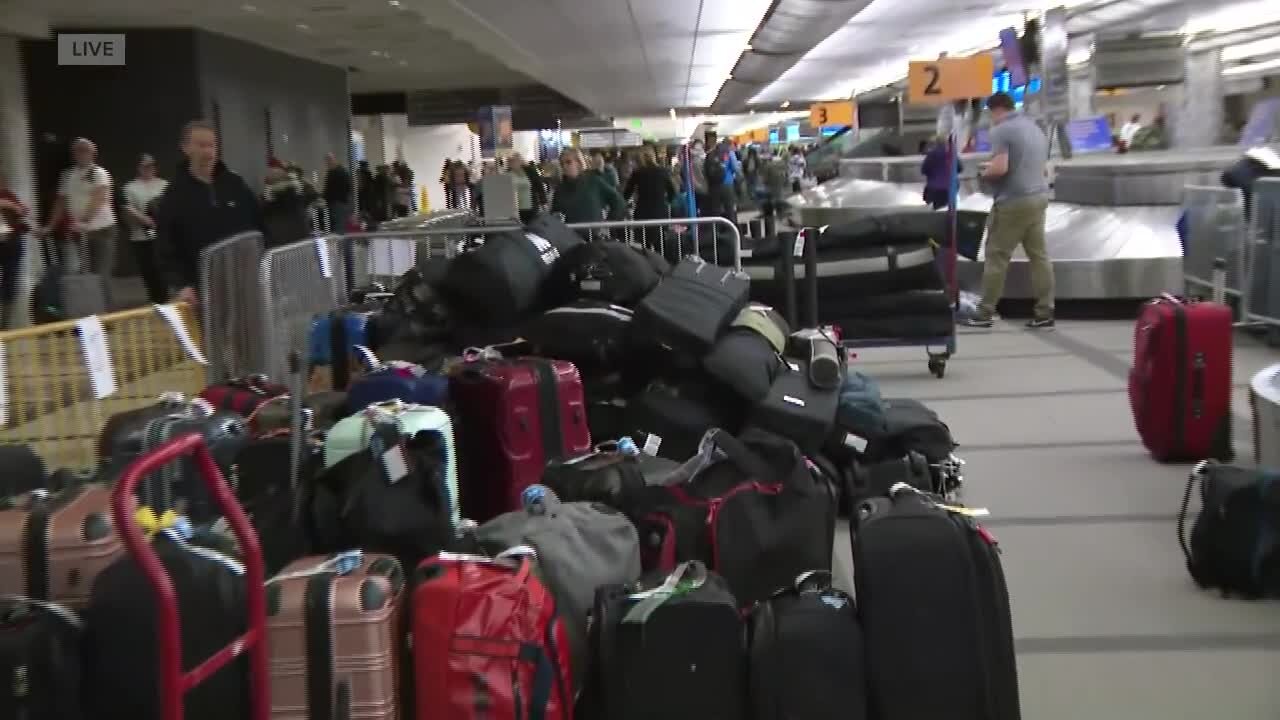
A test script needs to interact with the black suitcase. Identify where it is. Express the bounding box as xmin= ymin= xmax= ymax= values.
xmin=852 ymin=489 xmax=1020 ymax=720
xmin=585 ymin=562 xmax=747 ymax=720
xmin=545 ymin=241 xmax=663 ymax=308
xmin=622 ymin=385 xmax=736 ymax=462
xmin=747 ymin=571 xmax=866 ymax=720
xmin=746 ymin=240 xmax=944 ymax=306
xmin=703 ymin=328 xmax=785 ymax=403
xmin=0 ymin=597 xmax=84 ymax=720
xmin=632 ymin=257 xmax=750 ymax=357
xmin=83 ymin=533 xmax=251 ymax=720
xmin=845 ymin=450 xmax=934 ymax=505
xmin=749 ymin=358 xmax=838 ymax=454
xmin=0 ymin=443 xmax=47 ymax=498
xmin=835 ymin=312 xmax=955 ymax=341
